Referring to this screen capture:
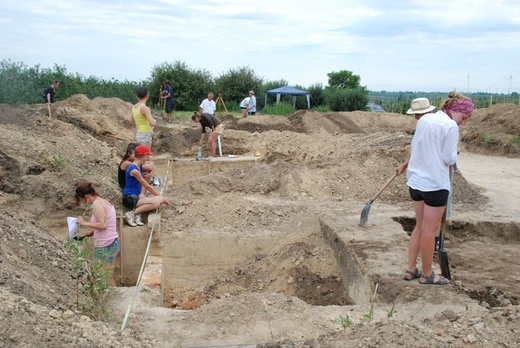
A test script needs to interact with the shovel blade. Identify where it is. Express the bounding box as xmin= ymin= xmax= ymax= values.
xmin=359 ymin=203 xmax=372 ymax=226
xmin=438 ymin=250 xmax=451 ymax=280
